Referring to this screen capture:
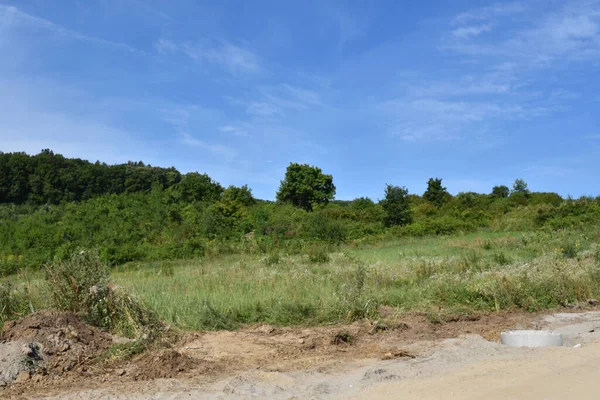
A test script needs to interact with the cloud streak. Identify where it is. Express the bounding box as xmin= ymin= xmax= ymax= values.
xmin=0 ymin=5 xmax=146 ymax=55
xmin=181 ymin=132 xmax=237 ymax=159
xmin=156 ymin=37 xmax=262 ymax=75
